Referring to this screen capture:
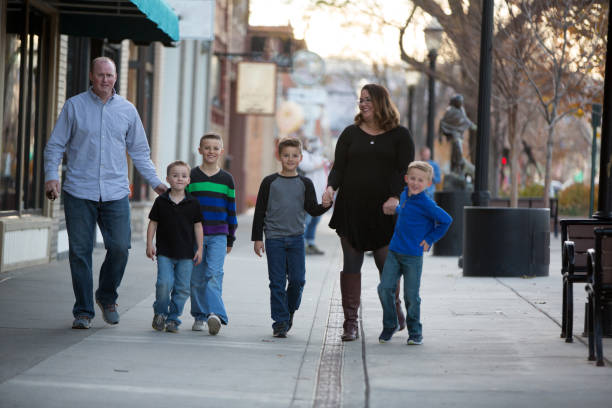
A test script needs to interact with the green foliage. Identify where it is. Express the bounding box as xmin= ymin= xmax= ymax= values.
xmin=558 ymin=183 xmax=598 ymax=216
xmin=519 ymin=184 xmax=544 ymax=198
